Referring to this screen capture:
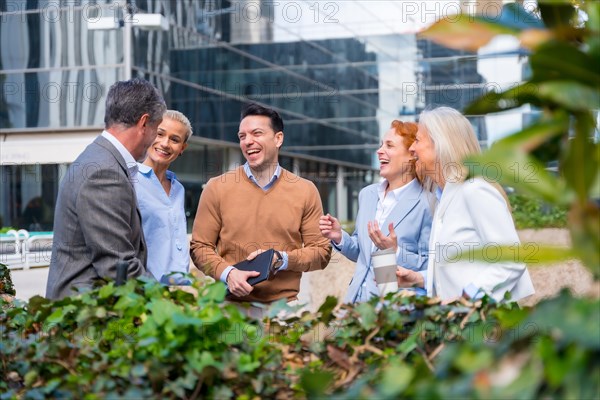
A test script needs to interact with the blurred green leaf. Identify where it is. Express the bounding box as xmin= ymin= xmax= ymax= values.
xmin=97 ymin=283 xmax=116 ymax=299
xmin=490 ymin=362 xmax=542 ymax=399
xmin=200 ymin=282 xmax=227 ymax=303
xmin=466 ymin=244 xmax=576 ymax=266
xmin=537 ymin=82 xmax=600 ymax=112
xmin=147 ymin=298 xmax=180 ymax=326
xmin=356 ymin=303 xmax=377 ymax=330
xmin=562 ymin=112 xmax=599 ymax=204
xmin=317 ymin=295 xmax=339 ymax=323
xmin=465 ymin=150 xmax=566 ymax=204
xmin=455 ymin=348 xmax=494 ymax=373
xmin=530 ymin=42 xmax=600 ymax=86
xmin=378 ymin=359 xmax=415 ymax=396
xmin=538 ymin=1 xmax=577 ymax=29
xmin=187 ymin=350 xmax=223 ymax=373
xmin=526 ymin=291 xmax=600 ymax=348
xmin=465 ymin=82 xmax=546 ymax=114
xmin=493 ymin=115 xmax=568 ymax=151
xmin=586 ymin=2 xmax=600 ymax=58
xmin=299 ymin=370 xmax=334 ymax=397
xmin=419 ymin=14 xmax=517 ymax=52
